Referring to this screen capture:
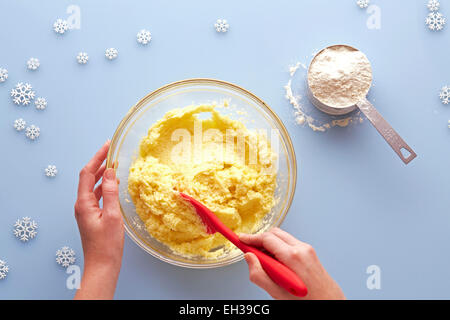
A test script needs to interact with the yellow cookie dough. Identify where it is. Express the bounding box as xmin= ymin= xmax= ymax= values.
xmin=128 ymin=104 xmax=277 ymax=258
